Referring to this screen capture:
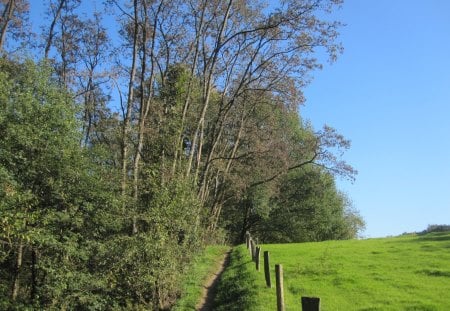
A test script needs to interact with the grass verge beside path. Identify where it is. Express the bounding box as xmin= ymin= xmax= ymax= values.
xmin=212 ymin=245 xmax=261 ymax=311
xmin=172 ymin=245 xmax=229 ymax=310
